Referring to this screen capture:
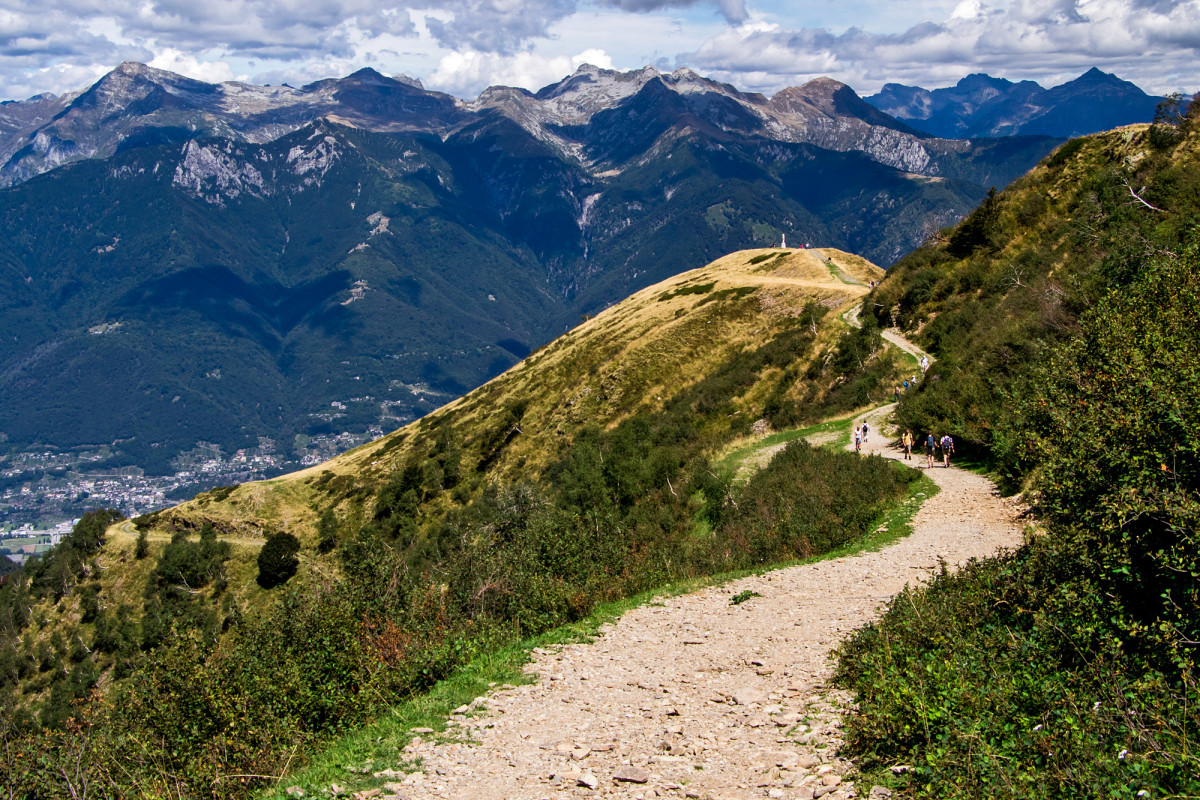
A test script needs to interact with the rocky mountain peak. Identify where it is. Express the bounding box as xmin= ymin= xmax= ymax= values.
xmin=955 ymin=73 xmax=1014 ymax=93
xmin=343 ymin=67 xmax=392 ymax=85
xmin=394 ymin=73 xmax=425 ymax=90
xmin=113 ymin=60 xmax=152 ymax=77
xmin=769 ymin=78 xmax=918 ymax=133
xmin=773 ymin=77 xmax=852 ymax=114
xmin=1074 ymin=66 xmax=1119 ymax=84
